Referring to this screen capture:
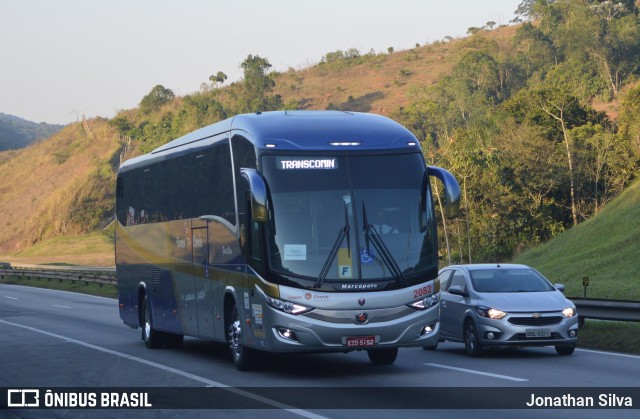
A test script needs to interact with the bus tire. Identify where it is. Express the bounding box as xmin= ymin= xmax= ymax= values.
xmin=367 ymin=348 xmax=398 ymax=365
xmin=141 ymin=295 xmax=162 ymax=349
xmin=228 ymin=303 xmax=256 ymax=371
